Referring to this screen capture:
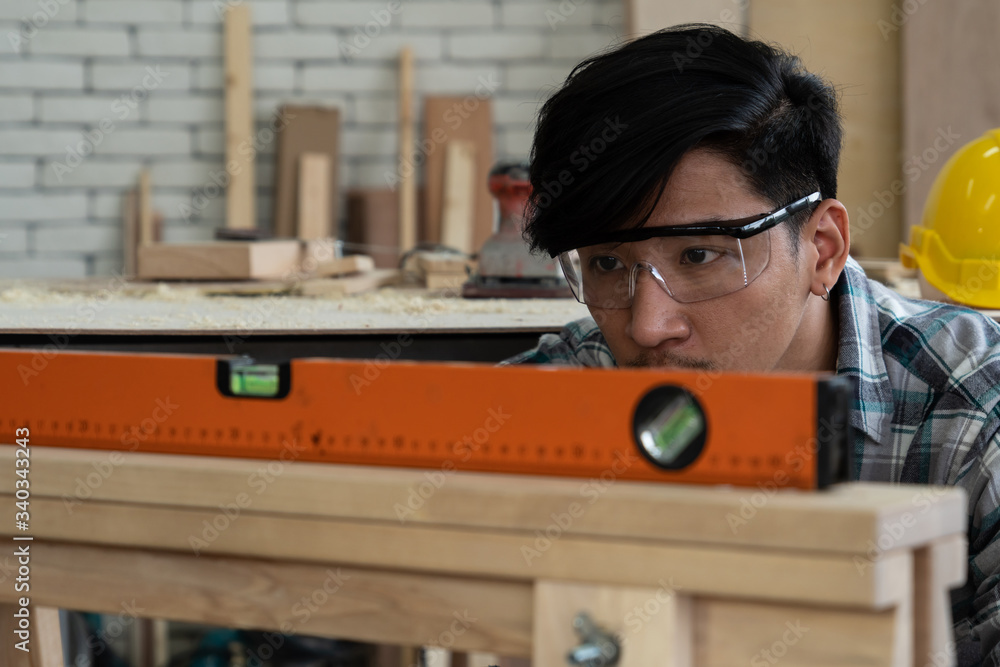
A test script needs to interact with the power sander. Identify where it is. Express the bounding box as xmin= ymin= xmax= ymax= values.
xmin=462 ymin=161 xmax=572 ymax=298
